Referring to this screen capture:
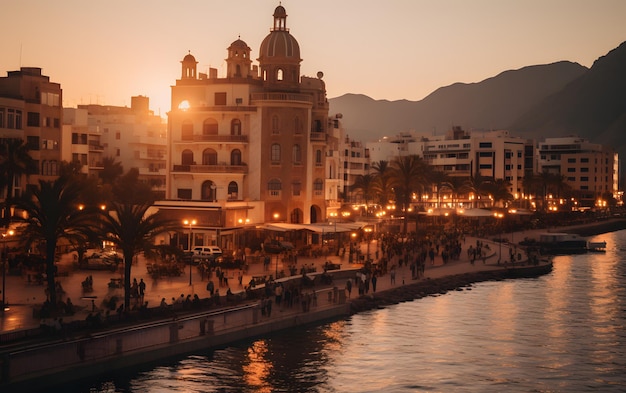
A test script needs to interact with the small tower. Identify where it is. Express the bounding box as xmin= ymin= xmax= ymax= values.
xmin=226 ymin=37 xmax=253 ymax=78
xmin=181 ymin=51 xmax=198 ymax=80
